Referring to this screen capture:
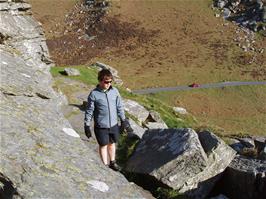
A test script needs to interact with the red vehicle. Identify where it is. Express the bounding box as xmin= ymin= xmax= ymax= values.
xmin=189 ymin=83 xmax=200 ymax=88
